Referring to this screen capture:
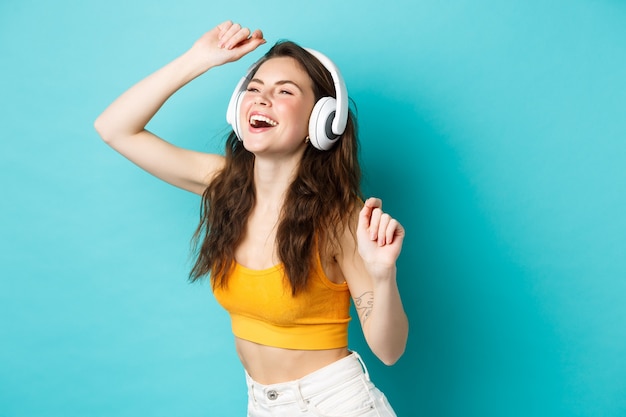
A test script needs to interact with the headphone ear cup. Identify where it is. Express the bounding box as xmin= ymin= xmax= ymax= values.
xmin=308 ymin=97 xmax=339 ymax=151
xmin=231 ymin=91 xmax=246 ymax=140
xmin=227 ymin=66 xmax=256 ymax=141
